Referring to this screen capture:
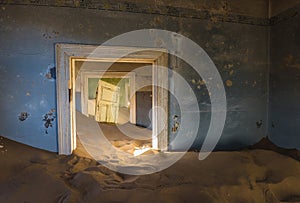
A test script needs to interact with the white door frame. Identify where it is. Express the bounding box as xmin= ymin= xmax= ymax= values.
xmin=56 ymin=44 xmax=168 ymax=155
xmin=79 ymin=70 xmax=136 ymax=123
